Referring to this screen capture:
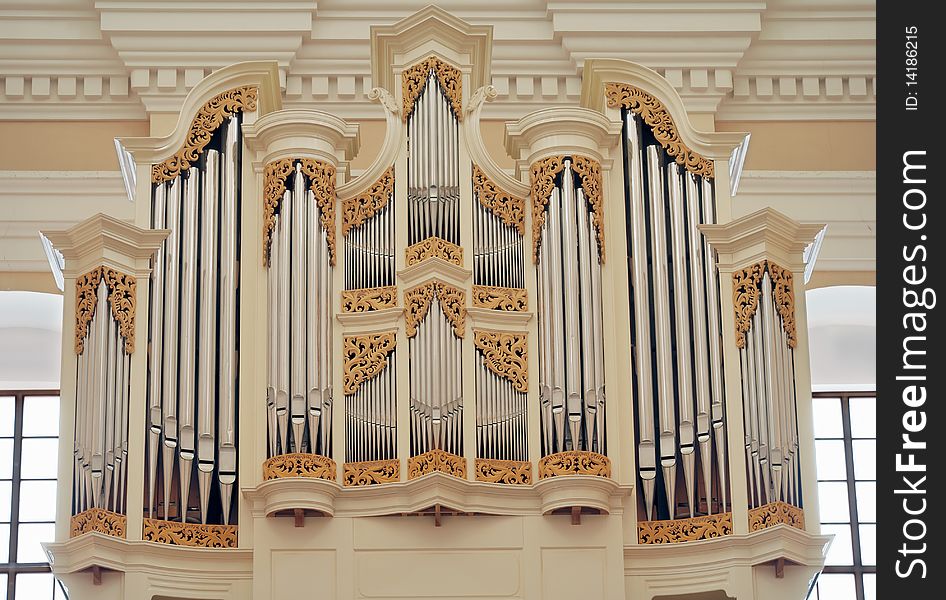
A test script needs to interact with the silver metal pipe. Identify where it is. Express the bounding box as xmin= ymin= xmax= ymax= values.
xmin=103 ymin=312 xmax=117 ymax=511
xmin=561 ymin=163 xmax=583 ymax=450
xmin=118 ymin=350 xmax=130 ymax=513
xmin=276 ymin=191 xmax=291 ymax=454
xmin=91 ymin=280 xmax=108 ymax=508
xmin=290 ymin=165 xmax=306 ymax=453
xmin=575 ymin=183 xmax=597 ymax=451
xmin=548 ymin=187 xmax=566 ymax=452
xmin=306 ymin=189 xmax=322 ymax=454
xmin=267 ymin=217 xmax=280 ymax=457
xmin=147 ymin=183 xmax=167 ymax=517
xmin=751 ymin=310 xmax=771 ymax=505
xmin=320 ymin=217 xmax=333 ymax=455
xmin=161 ymin=175 xmax=182 ymax=519
xmin=761 ymin=274 xmax=784 ymax=501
